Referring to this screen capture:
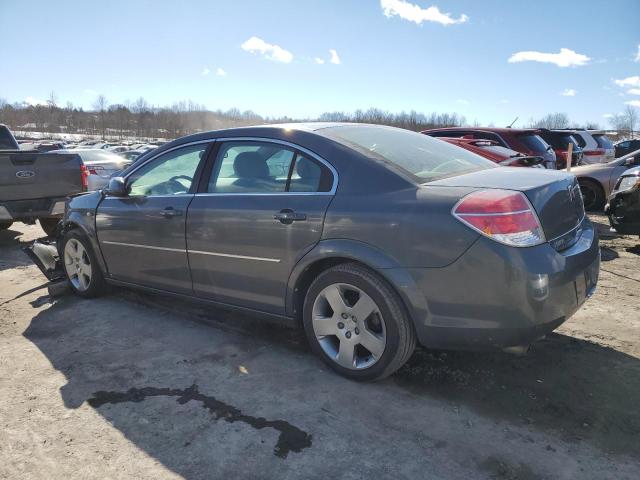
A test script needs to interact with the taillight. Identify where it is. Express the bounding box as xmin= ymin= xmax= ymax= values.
xmin=80 ymin=164 xmax=89 ymax=191
xmin=452 ymin=189 xmax=545 ymax=247
xmin=583 ymin=149 xmax=605 ymax=156
xmin=88 ymin=165 xmax=105 ymax=175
